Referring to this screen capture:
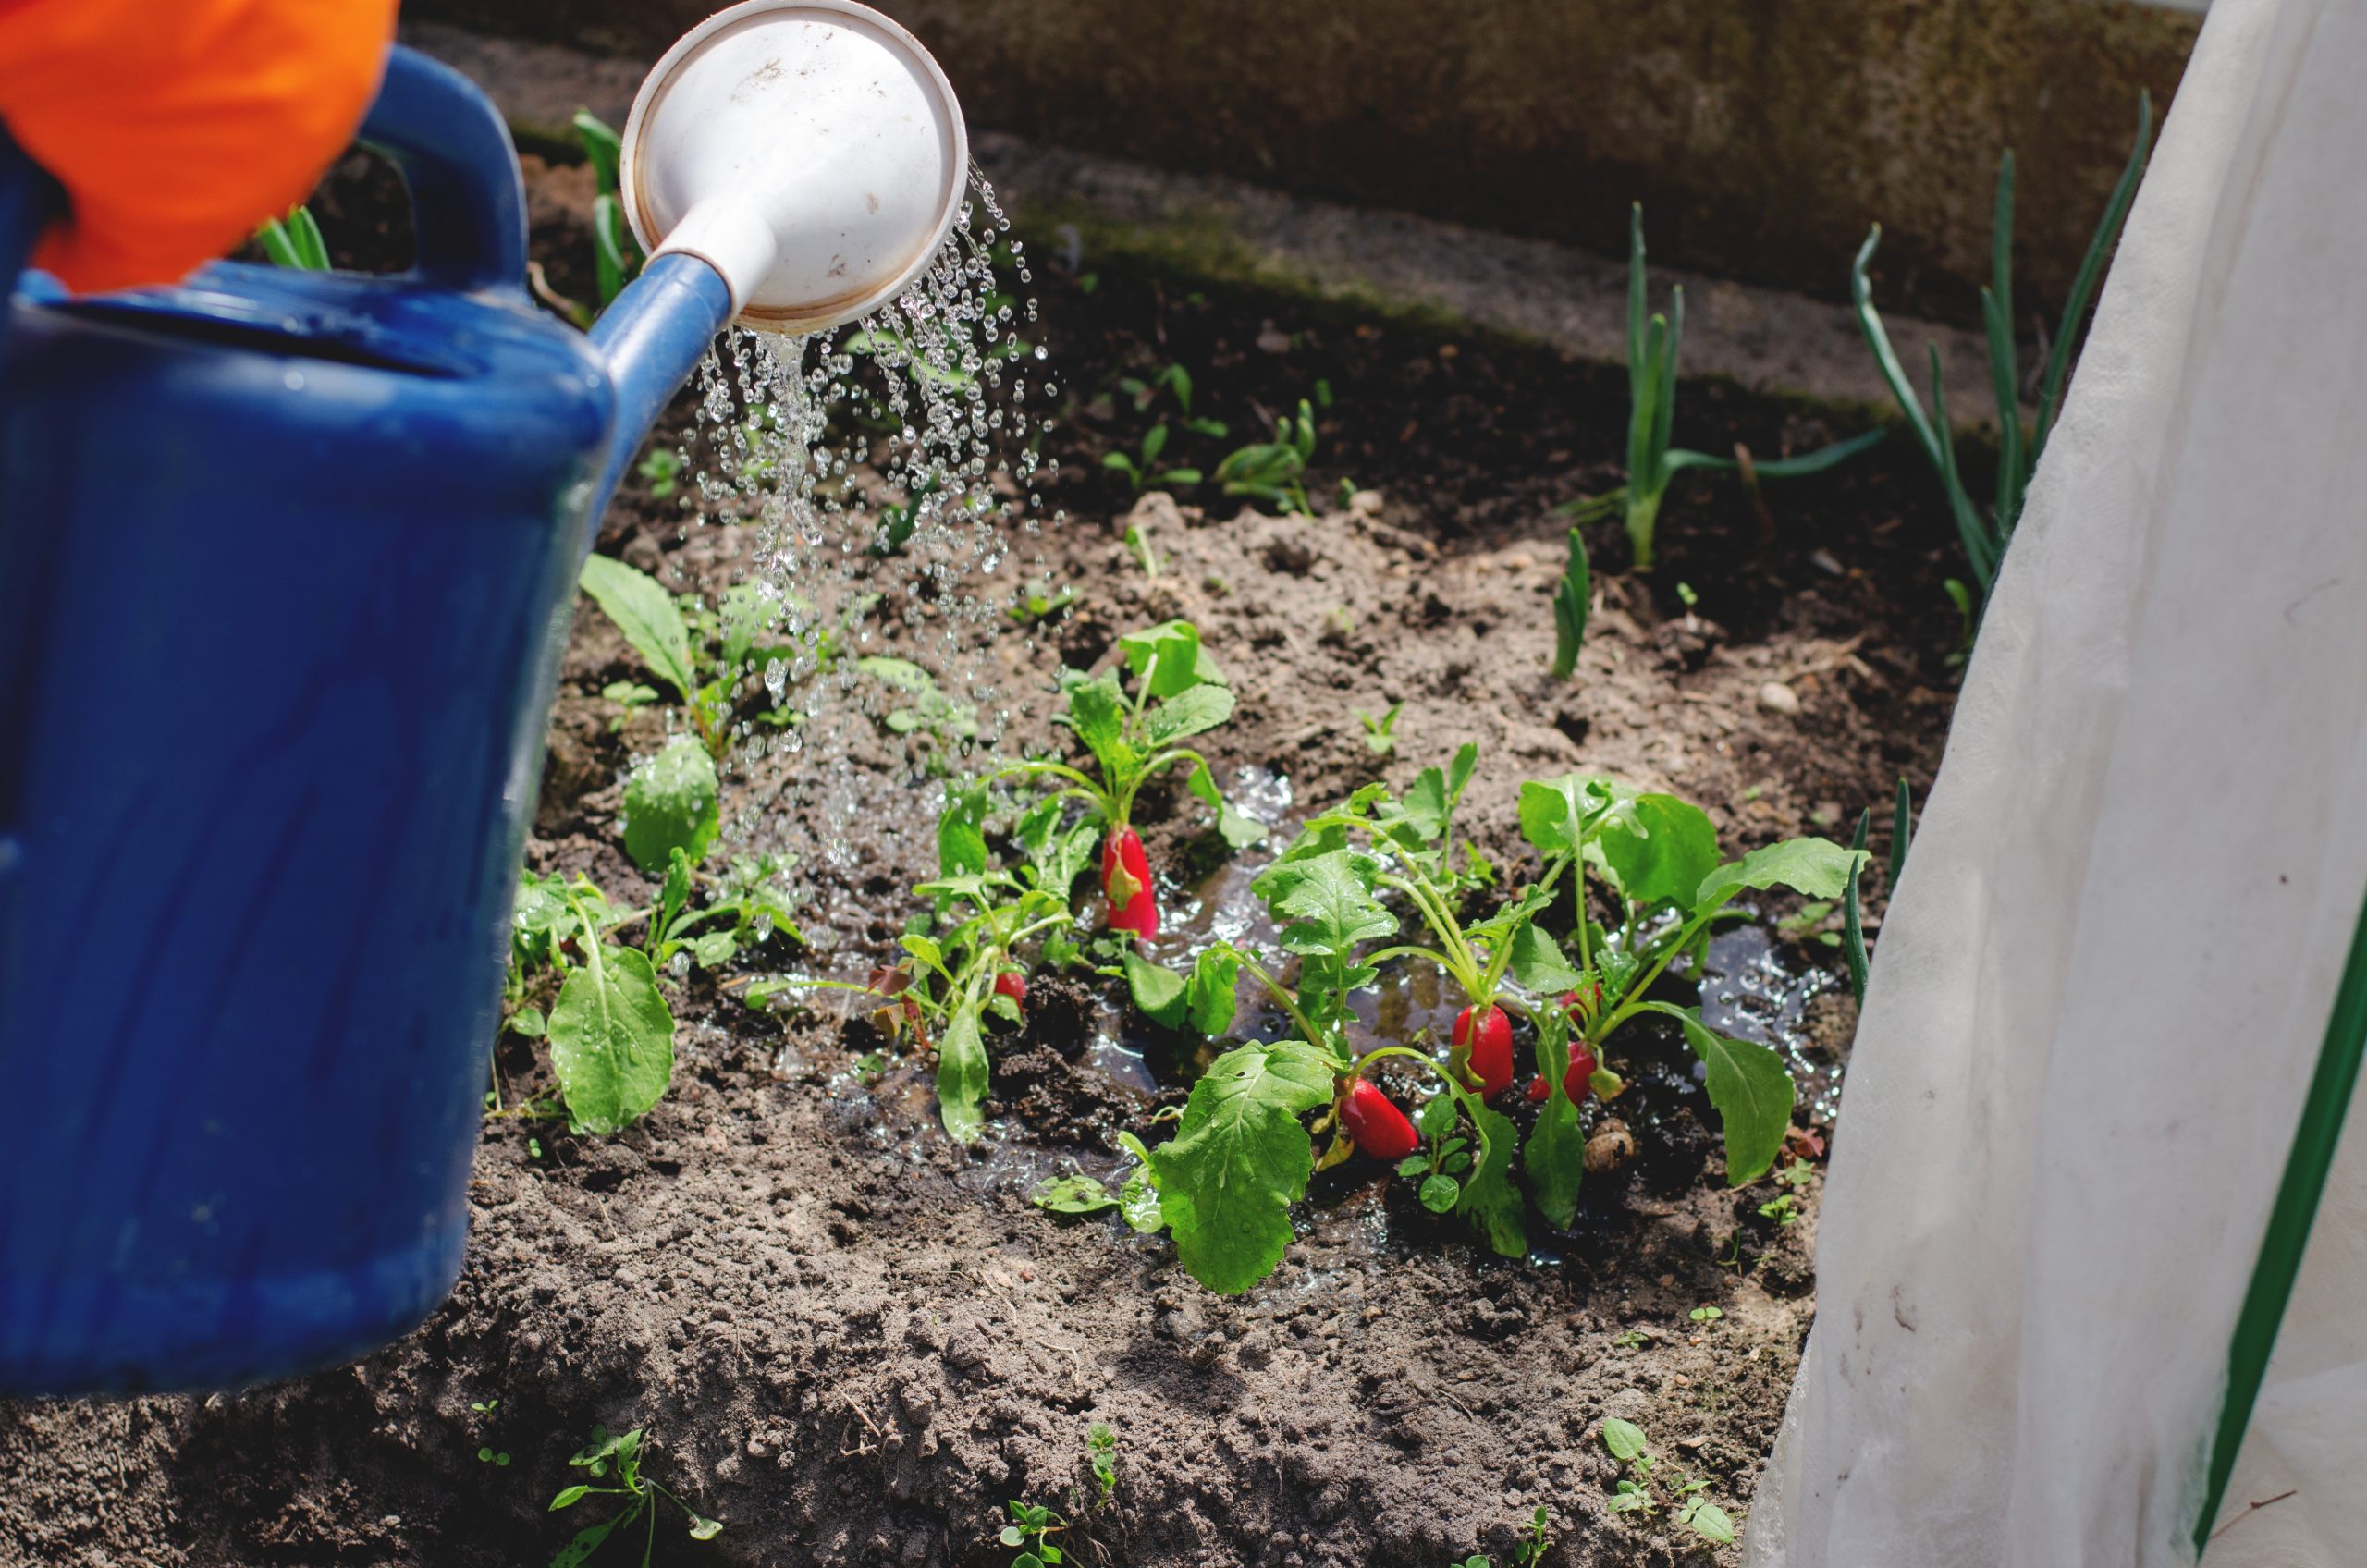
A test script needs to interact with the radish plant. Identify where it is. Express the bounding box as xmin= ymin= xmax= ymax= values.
xmin=1567 ymin=205 xmax=1885 ymax=570
xmin=546 ymin=1425 xmax=720 ymax=1566
xmin=994 ymin=620 xmax=1265 ymax=942
xmin=503 ymin=856 xmax=799 ymax=1135
xmin=1854 ymin=94 xmax=2152 ymax=601
xmin=1101 ymin=422 xmax=1202 ymax=491
xmin=572 ymin=110 xmax=644 ymax=310
xmin=1116 ymin=754 xmax=1858 ymax=1292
